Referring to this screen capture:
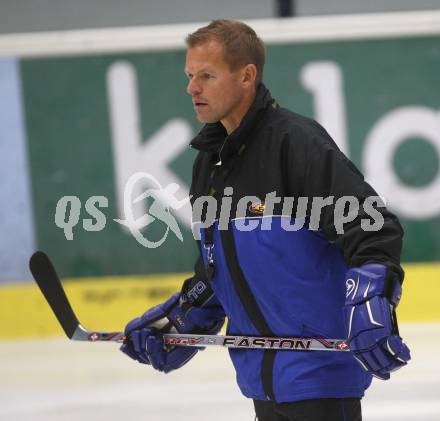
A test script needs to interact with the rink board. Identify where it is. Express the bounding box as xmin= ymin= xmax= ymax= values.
xmin=0 ymin=262 xmax=439 ymax=339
